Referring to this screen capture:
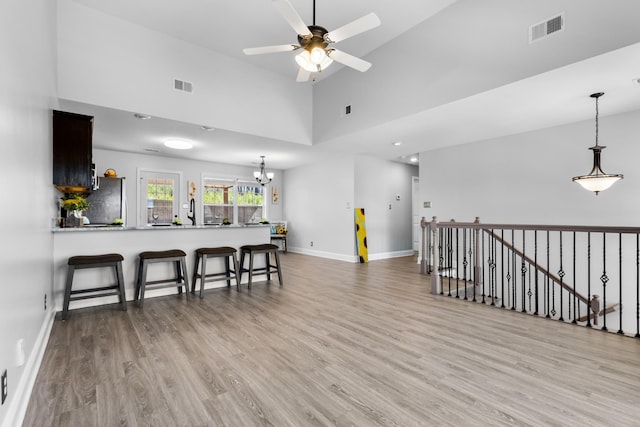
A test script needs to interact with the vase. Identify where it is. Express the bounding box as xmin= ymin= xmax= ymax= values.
xmin=64 ymin=210 xmax=84 ymax=228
